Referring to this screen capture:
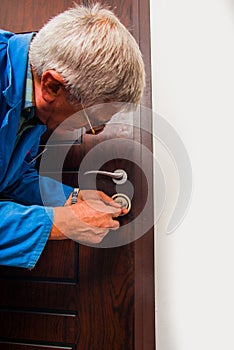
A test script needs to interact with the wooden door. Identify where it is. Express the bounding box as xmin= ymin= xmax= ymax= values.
xmin=0 ymin=1 xmax=155 ymax=349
